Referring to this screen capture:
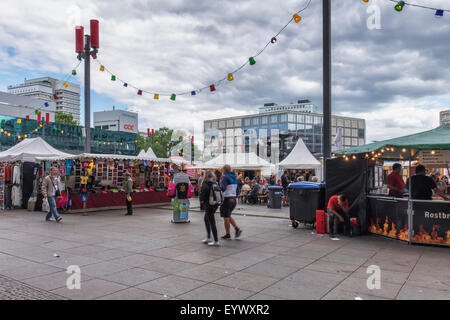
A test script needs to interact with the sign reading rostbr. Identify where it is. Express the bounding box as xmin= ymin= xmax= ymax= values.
xmin=418 ymin=150 xmax=450 ymax=167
